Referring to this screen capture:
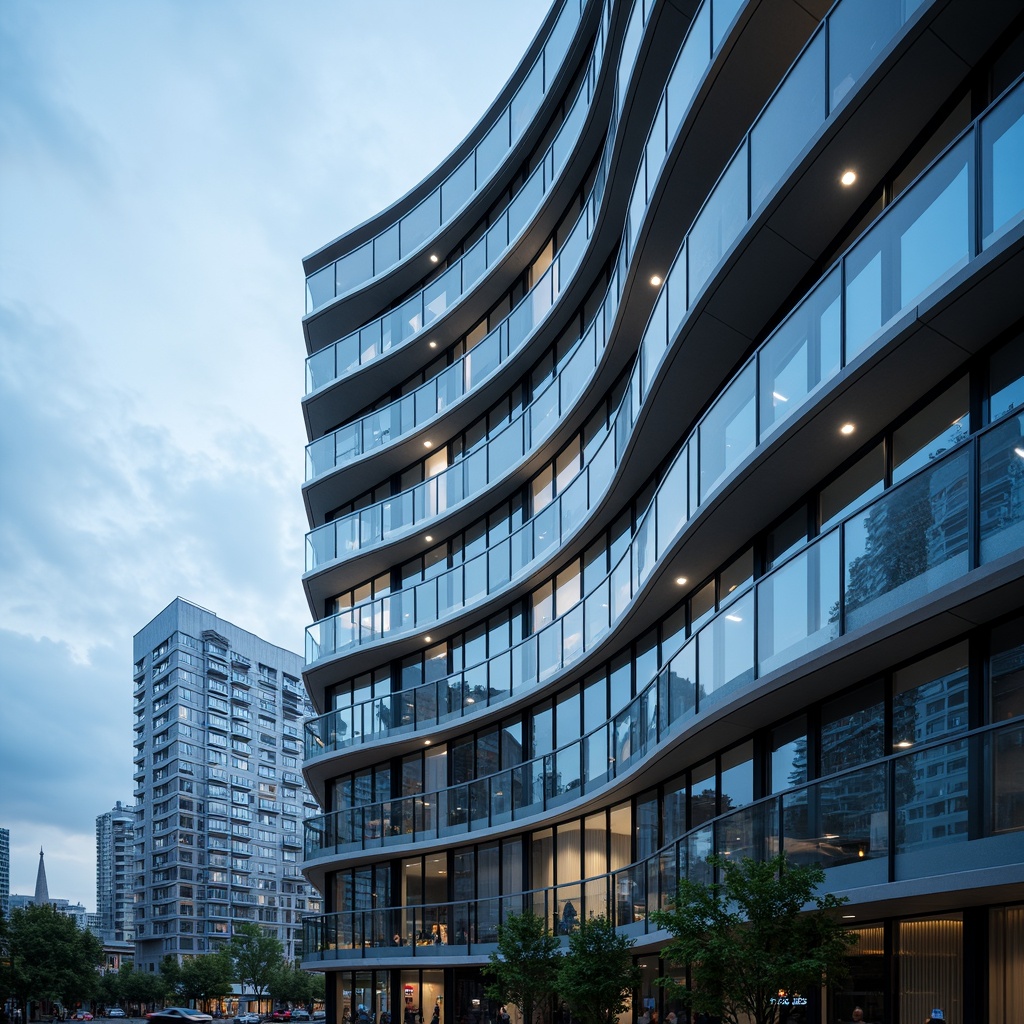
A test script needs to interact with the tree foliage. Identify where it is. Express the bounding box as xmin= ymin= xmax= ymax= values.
xmin=555 ymin=916 xmax=640 ymax=1024
xmin=178 ymin=951 xmax=235 ymax=1008
xmin=1 ymin=904 xmax=103 ymax=1016
xmin=268 ymin=958 xmax=320 ymax=1007
xmin=117 ymin=962 xmax=168 ymax=1014
xmin=229 ymin=923 xmax=285 ymax=1007
xmin=483 ymin=911 xmax=560 ymax=1024
xmin=651 ymin=854 xmax=854 ymax=1024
